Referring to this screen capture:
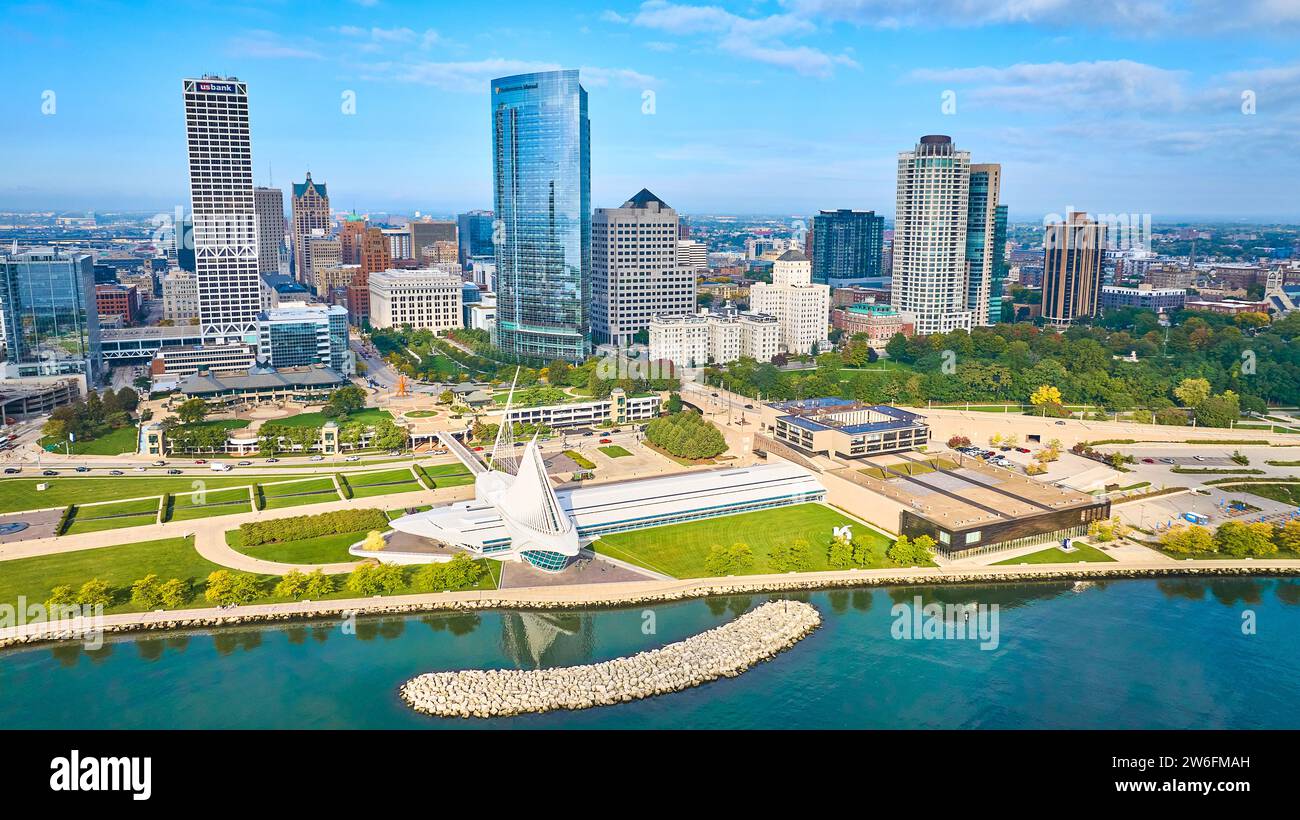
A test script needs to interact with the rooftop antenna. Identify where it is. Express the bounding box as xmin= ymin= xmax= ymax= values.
xmin=491 ymin=368 xmax=521 ymax=475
